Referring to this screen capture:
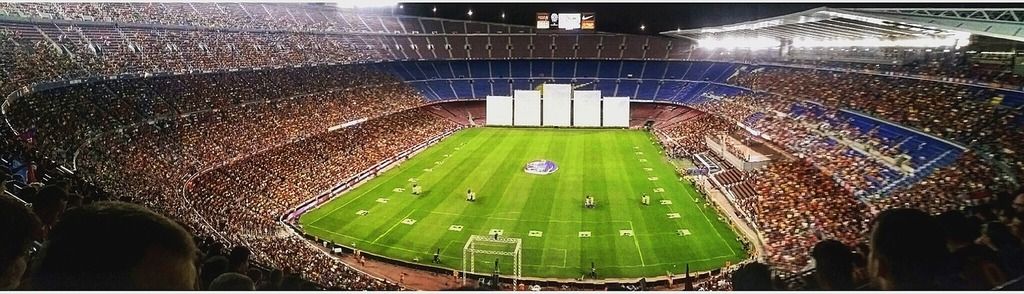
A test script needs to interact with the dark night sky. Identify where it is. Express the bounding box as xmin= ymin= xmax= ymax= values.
xmin=395 ymin=2 xmax=1020 ymax=35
